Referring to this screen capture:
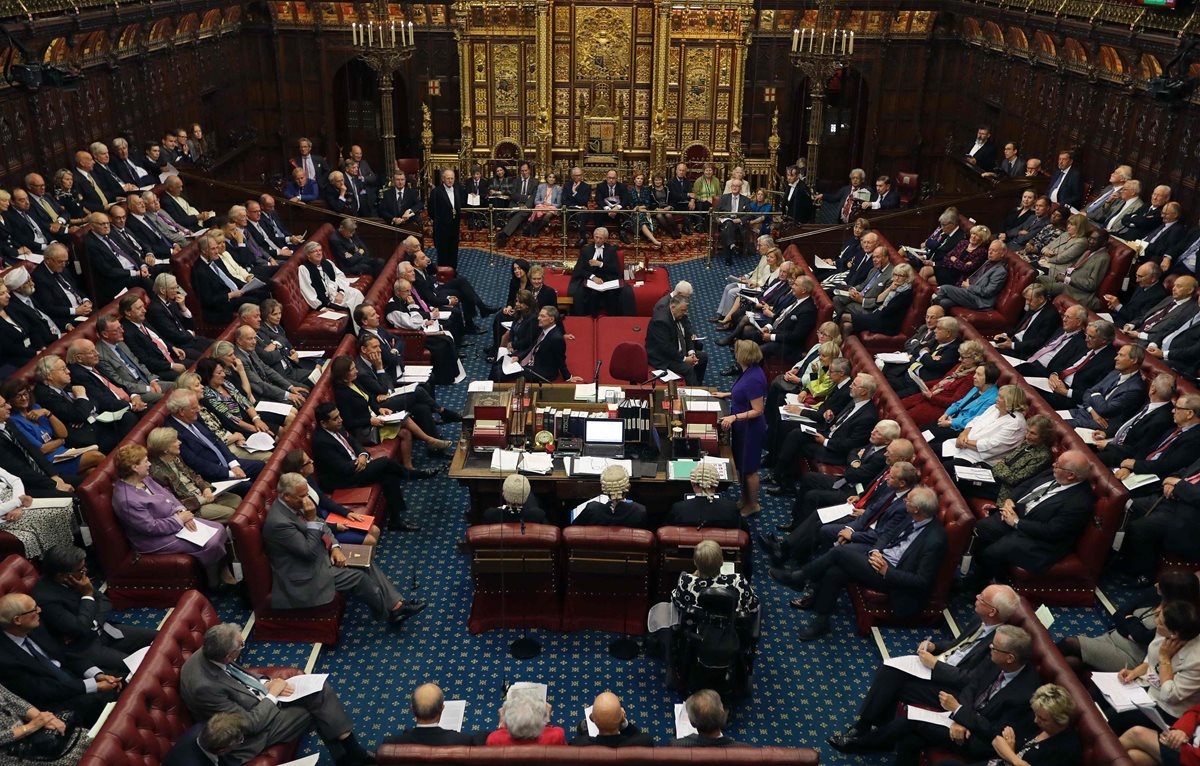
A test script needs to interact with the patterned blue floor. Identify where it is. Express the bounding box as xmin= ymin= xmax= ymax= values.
xmin=114 ymin=246 xmax=1133 ymax=763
